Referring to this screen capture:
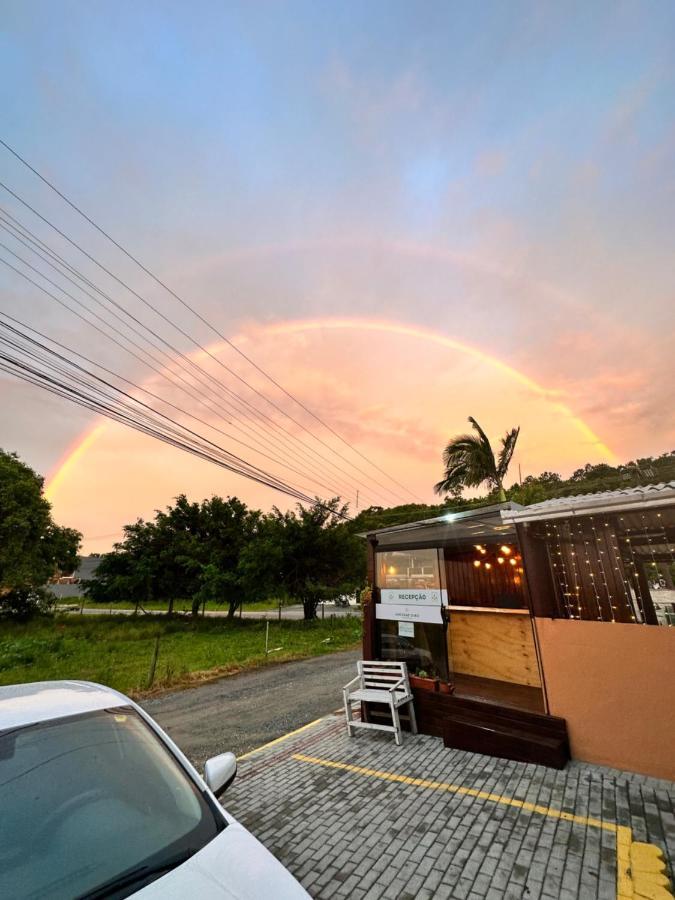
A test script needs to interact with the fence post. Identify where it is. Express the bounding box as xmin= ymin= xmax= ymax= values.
xmin=147 ymin=634 xmax=161 ymax=688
